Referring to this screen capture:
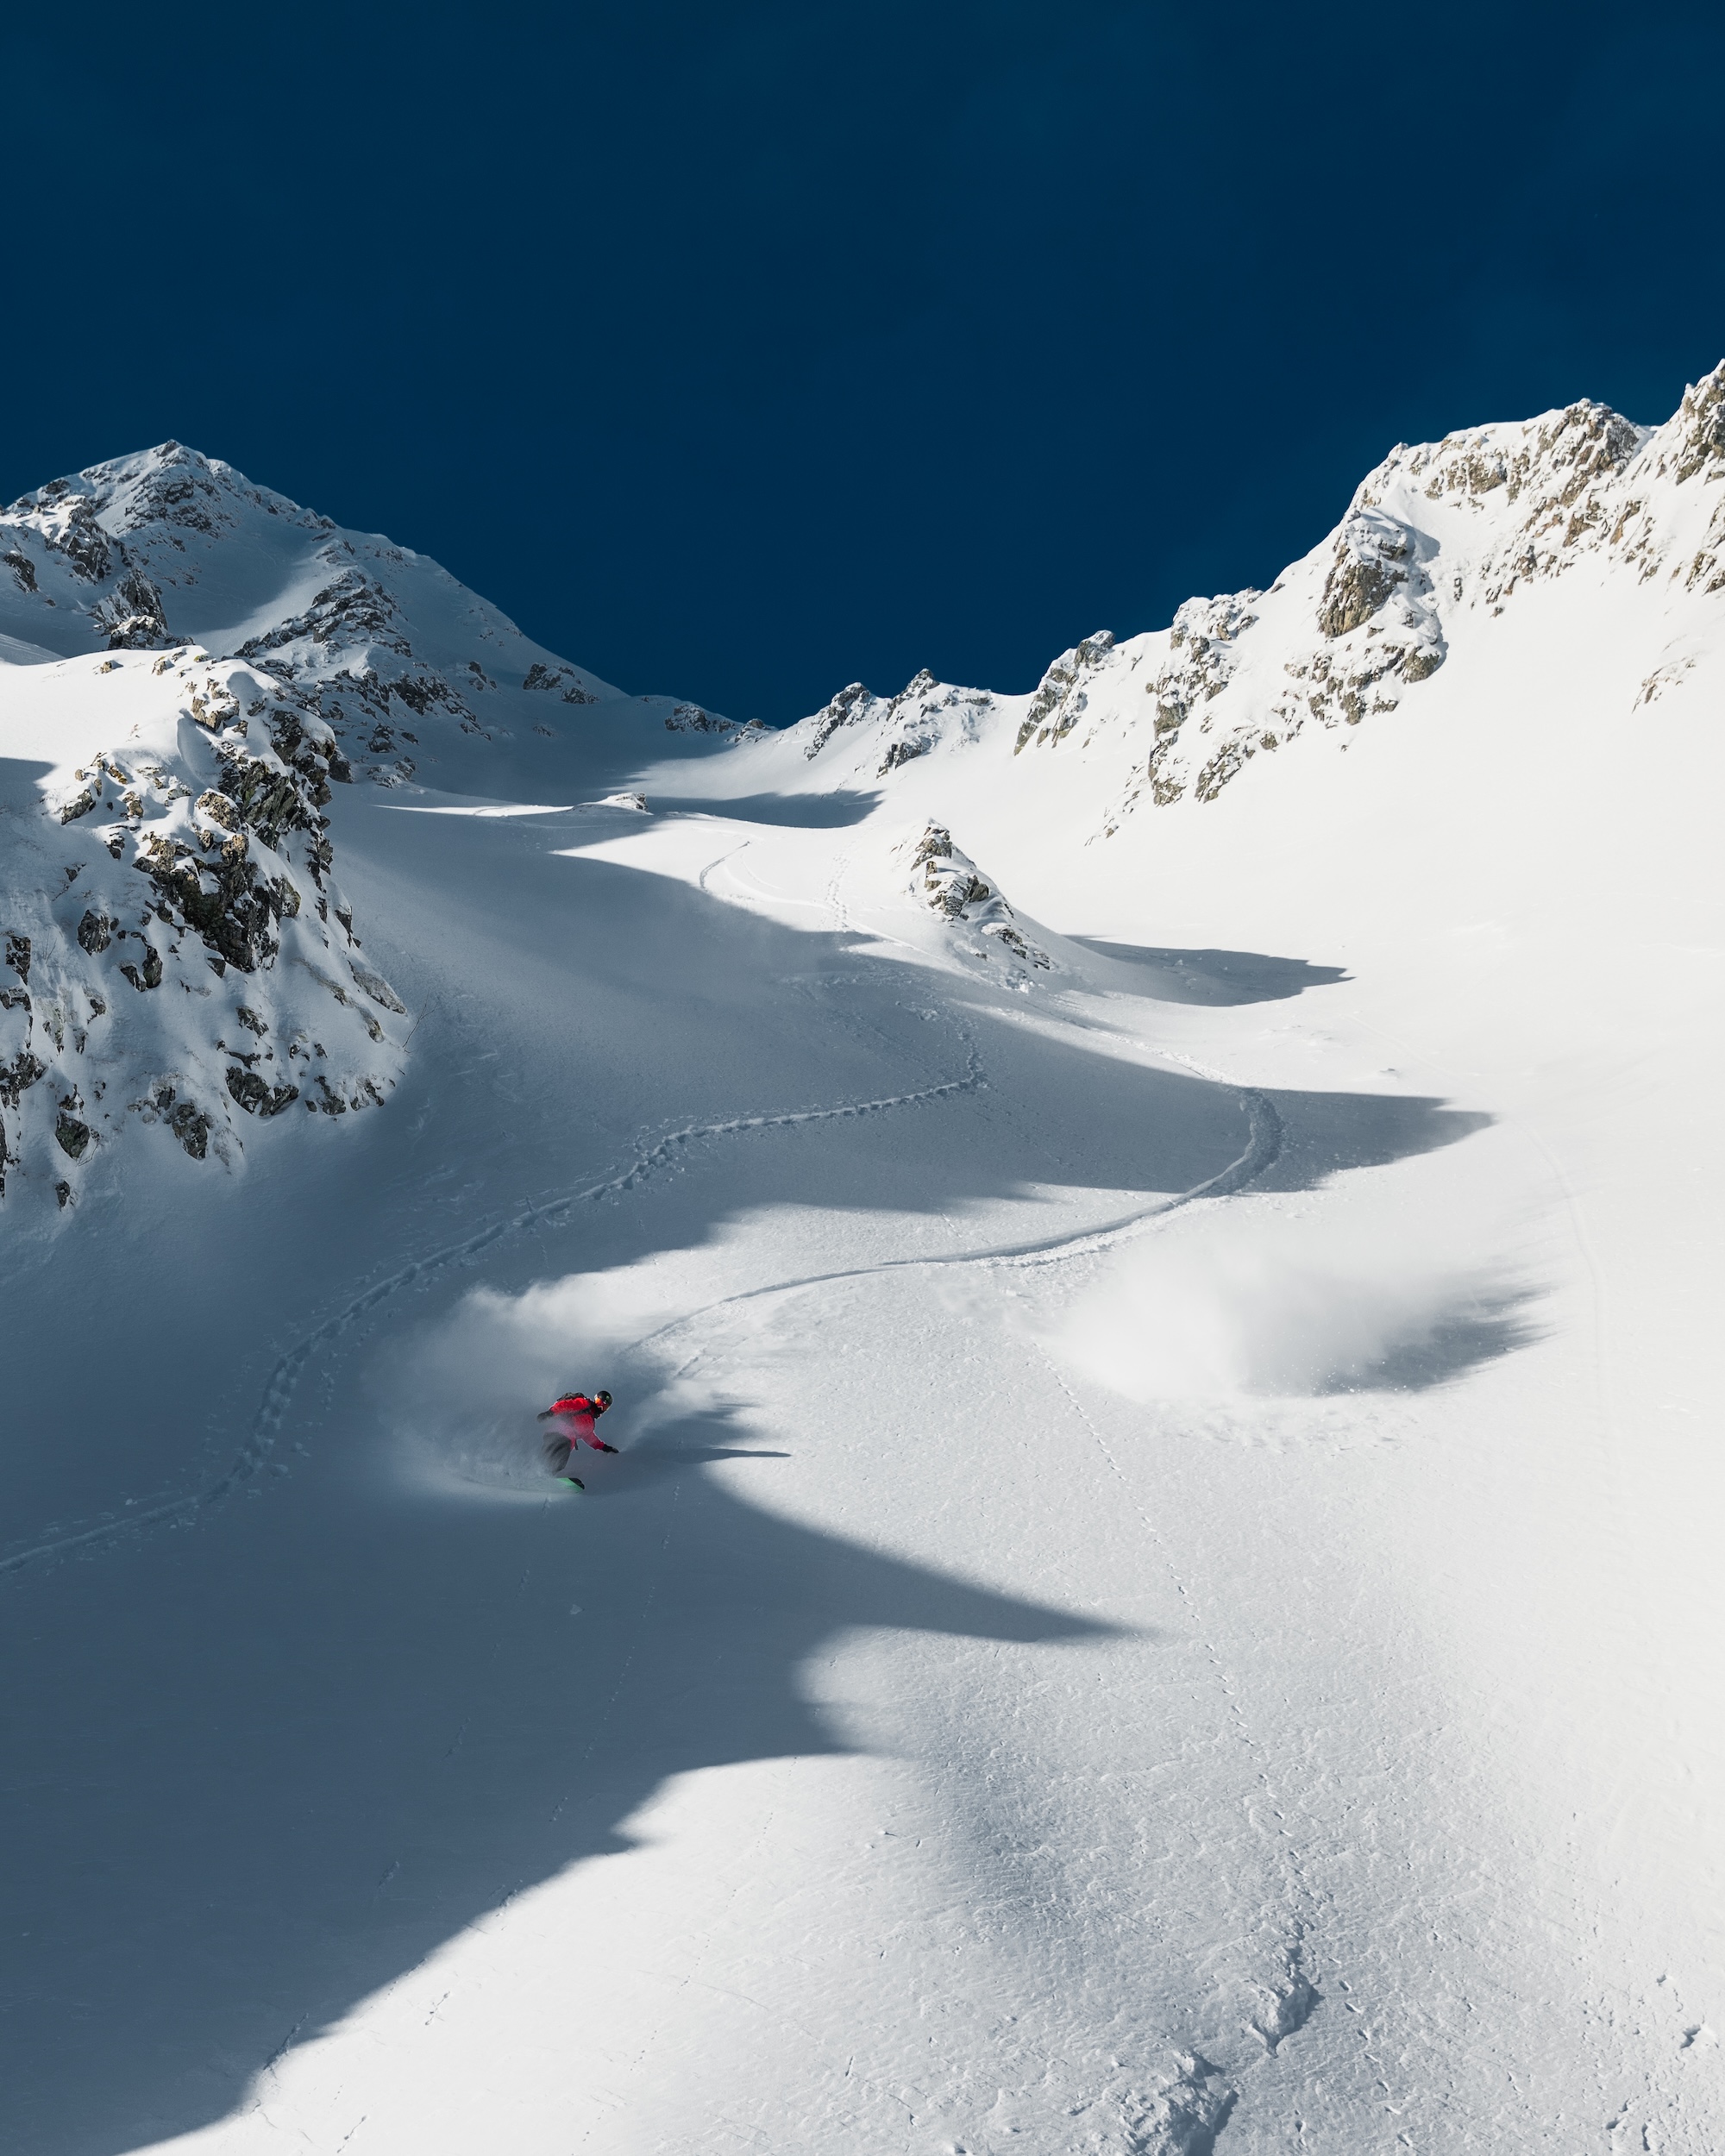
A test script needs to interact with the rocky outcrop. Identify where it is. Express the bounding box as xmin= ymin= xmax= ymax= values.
xmin=1094 ymin=376 xmax=1725 ymax=826
xmin=1125 ymin=501 xmax=1450 ymax=816
xmin=802 ymin=671 xmax=994 ymax=774
xmin=663 ymin=702 xmax=768 ymax=744
xmin=1316 ymin=516 xmax=1408 ymax=637
xmin=0 ymin=494 xmax=173 ymax=654
xmin=91 ymin=566 xmax=171 ymax=649
xmin=523 ymin=661 xmax=599 ymax=703
xmin=1013 ymin=631 xmax=1116 ymax=752
xmin=0 ymin=649 xmax=405 ymax=1206
xmin=905 ymin=824 xmax=1051 ymax=971
xmin=1138 ymin=595 xmax=1257 ymax=806
xmin=804 ymin=680 xmax=881 ymax=758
